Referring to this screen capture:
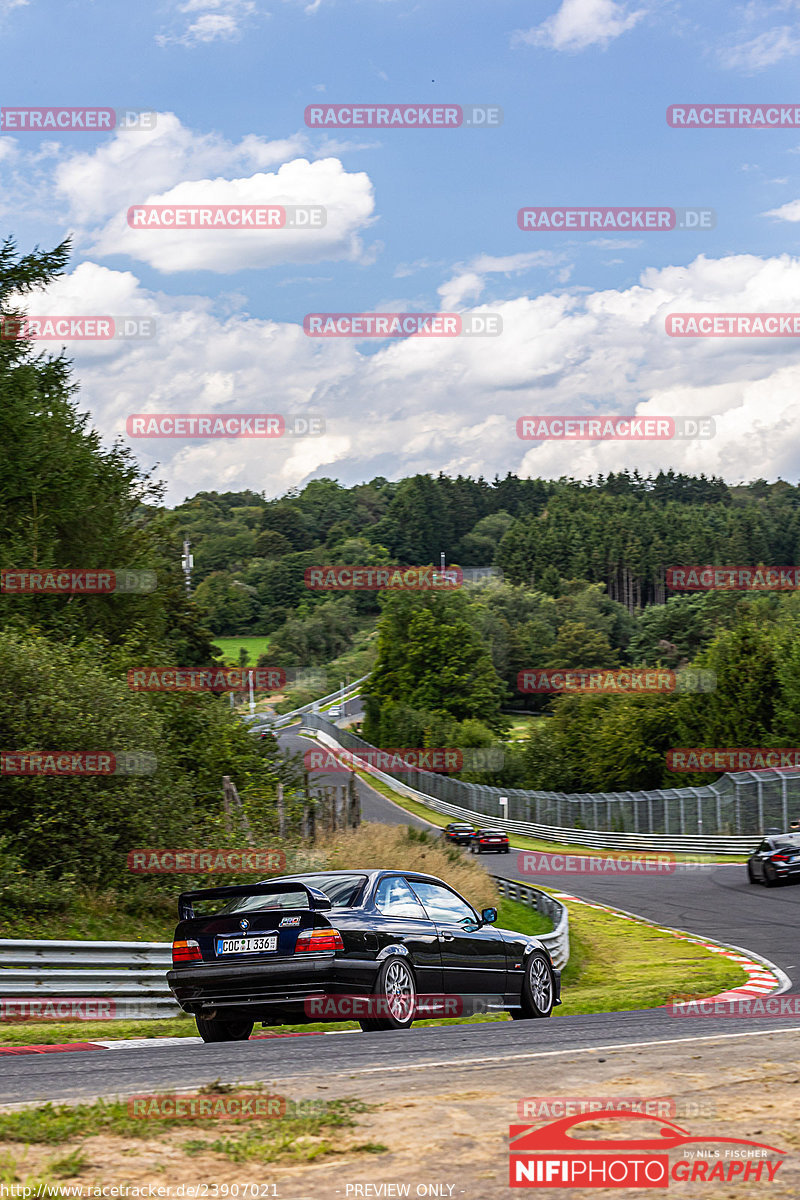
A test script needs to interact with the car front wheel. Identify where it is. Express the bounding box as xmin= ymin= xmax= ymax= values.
xmin=196 ymin=1015 xmax=254 ymax=1042
xmin=511 ymin=951 xmax=555 ymax=1020
xmin=359 ymin=957 xmax=416 ymax=1032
